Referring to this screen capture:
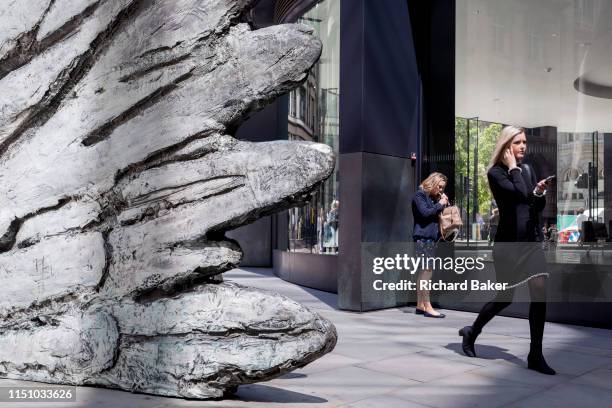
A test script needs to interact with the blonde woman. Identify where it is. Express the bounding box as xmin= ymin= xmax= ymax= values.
xmin=458 ymin=126 xmax=555 ymax=375
xmin=412 ymin=172 xmax=448 ymax=318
